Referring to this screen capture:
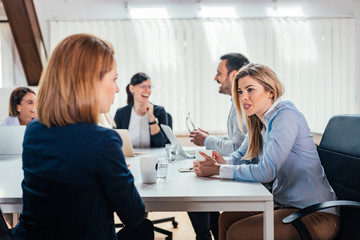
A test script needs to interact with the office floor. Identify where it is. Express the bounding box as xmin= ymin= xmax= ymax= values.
xmin=149 ymin=212 xmax=197 ymax=240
